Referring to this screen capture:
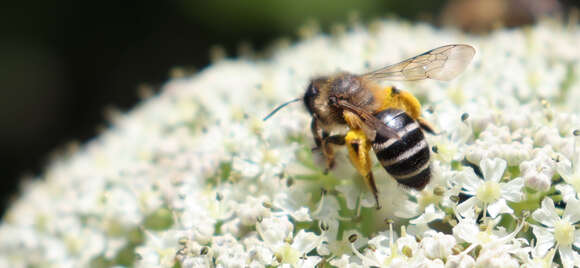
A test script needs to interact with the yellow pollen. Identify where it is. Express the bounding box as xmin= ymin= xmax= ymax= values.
xmin=554 ymin=220 xmax=574 ymax=247
xmin=476 ymin=181 xmax=501 ymax=203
